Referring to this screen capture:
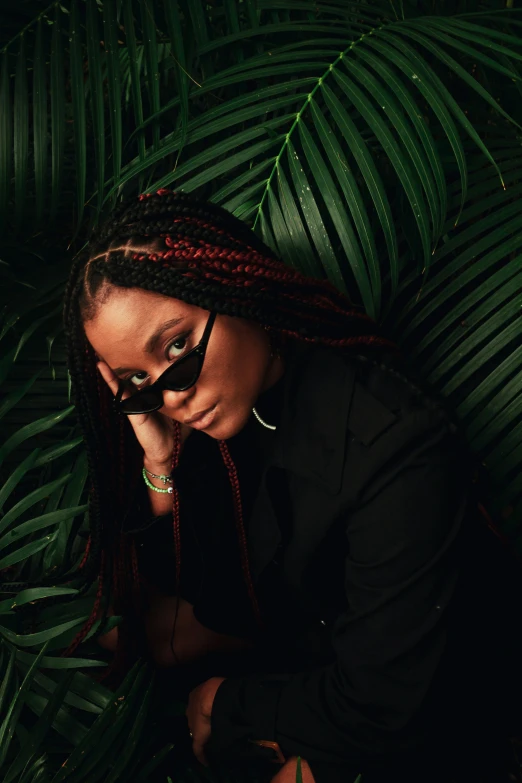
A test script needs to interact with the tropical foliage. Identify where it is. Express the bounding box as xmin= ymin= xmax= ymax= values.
xmin=1 ymin=0 xmax=522 ymax=780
